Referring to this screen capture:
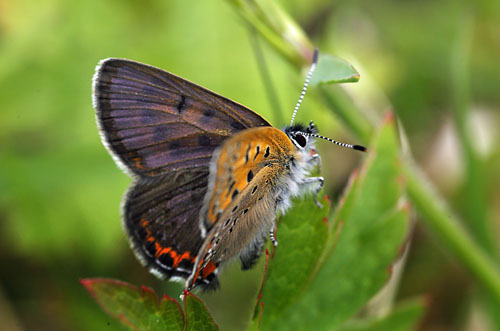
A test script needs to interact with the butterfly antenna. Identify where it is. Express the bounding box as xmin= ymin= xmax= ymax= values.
xmin=306 ymin=133 xmax=367 ymax=152
xmin=290 ymin=48 xmax=319 ymax=126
